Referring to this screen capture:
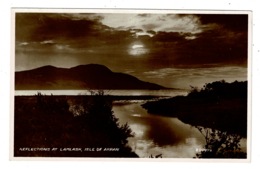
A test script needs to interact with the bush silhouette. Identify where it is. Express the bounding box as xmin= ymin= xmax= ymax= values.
xmin=143 ymin=80 xmax=247 ymax=137
xmin=195 ymin=126 xmax=246 ymax=158
xmin=188 ymin=80 xmax=247 ymax=99
xmin=14 ymin=91 xmax=137 ymax=157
